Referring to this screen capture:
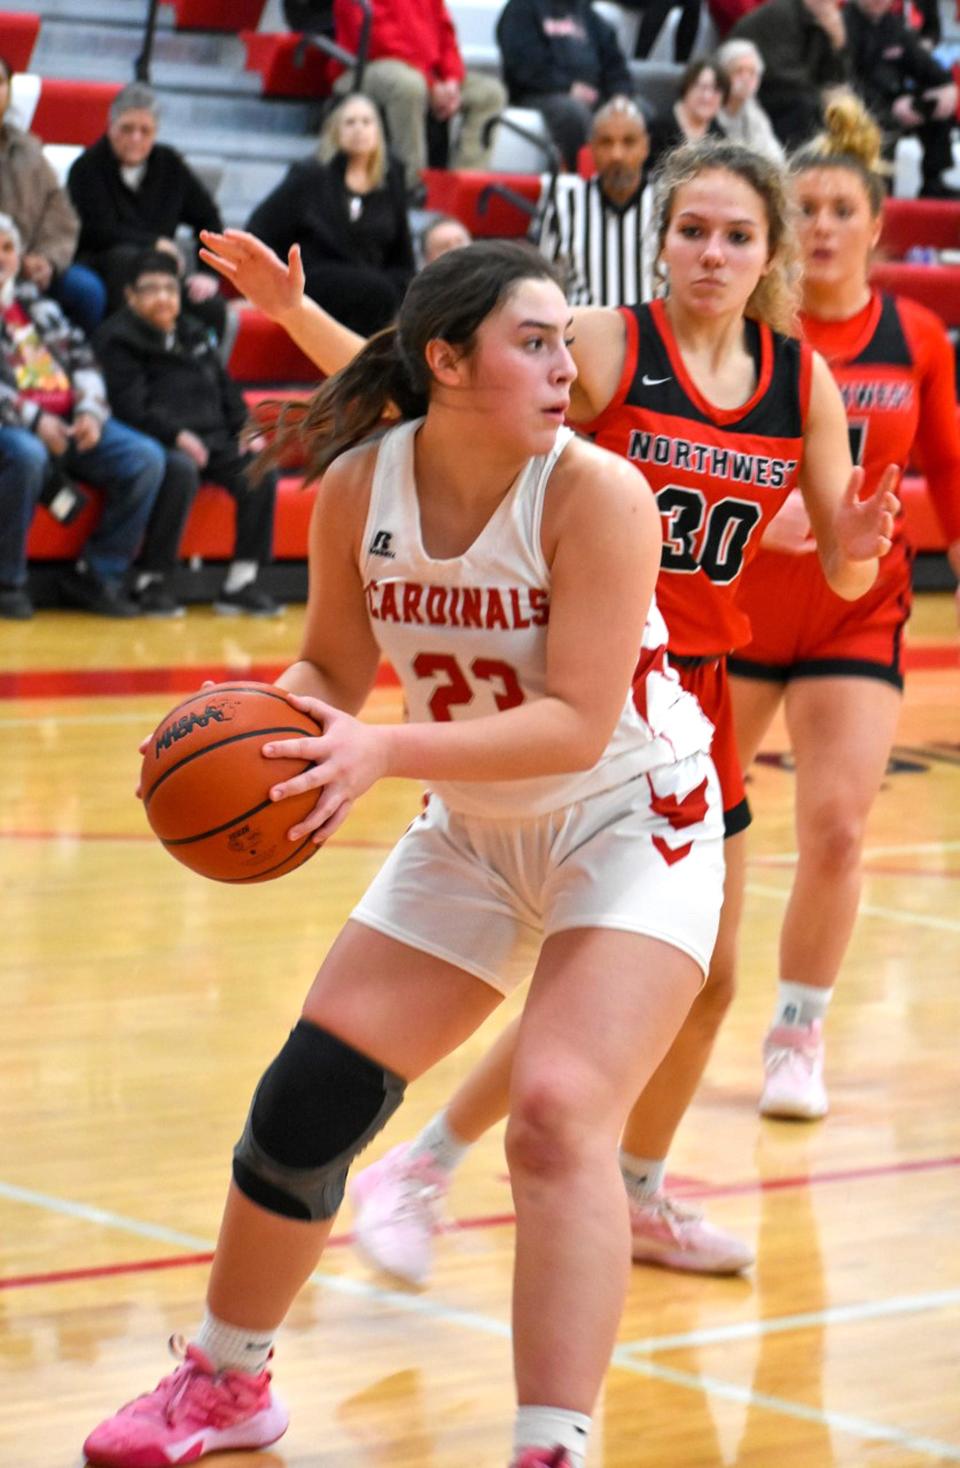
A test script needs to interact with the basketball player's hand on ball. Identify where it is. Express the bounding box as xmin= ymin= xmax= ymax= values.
xmin=761 ymin=490 xmax=815 ymax=555
xmin=836 ymin=463 xmax=900 ymax=561
xmin=263 ymin=694 xmax=388 ymax=843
